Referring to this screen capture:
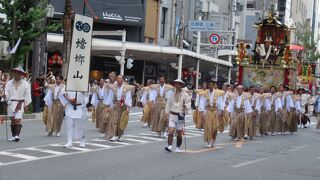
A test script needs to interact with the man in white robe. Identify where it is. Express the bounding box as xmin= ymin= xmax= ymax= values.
xmin=60 ymin=91 xmax=88 ymax=148
xmin=5 ymin=66 xmax=32 ymax=142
